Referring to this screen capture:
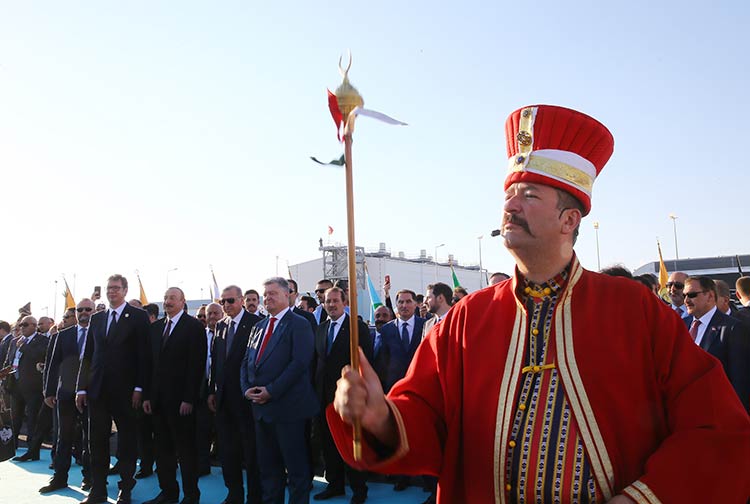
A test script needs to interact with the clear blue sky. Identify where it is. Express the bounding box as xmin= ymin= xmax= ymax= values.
xmin=2 ymin=1 xmax=748 ymax=319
